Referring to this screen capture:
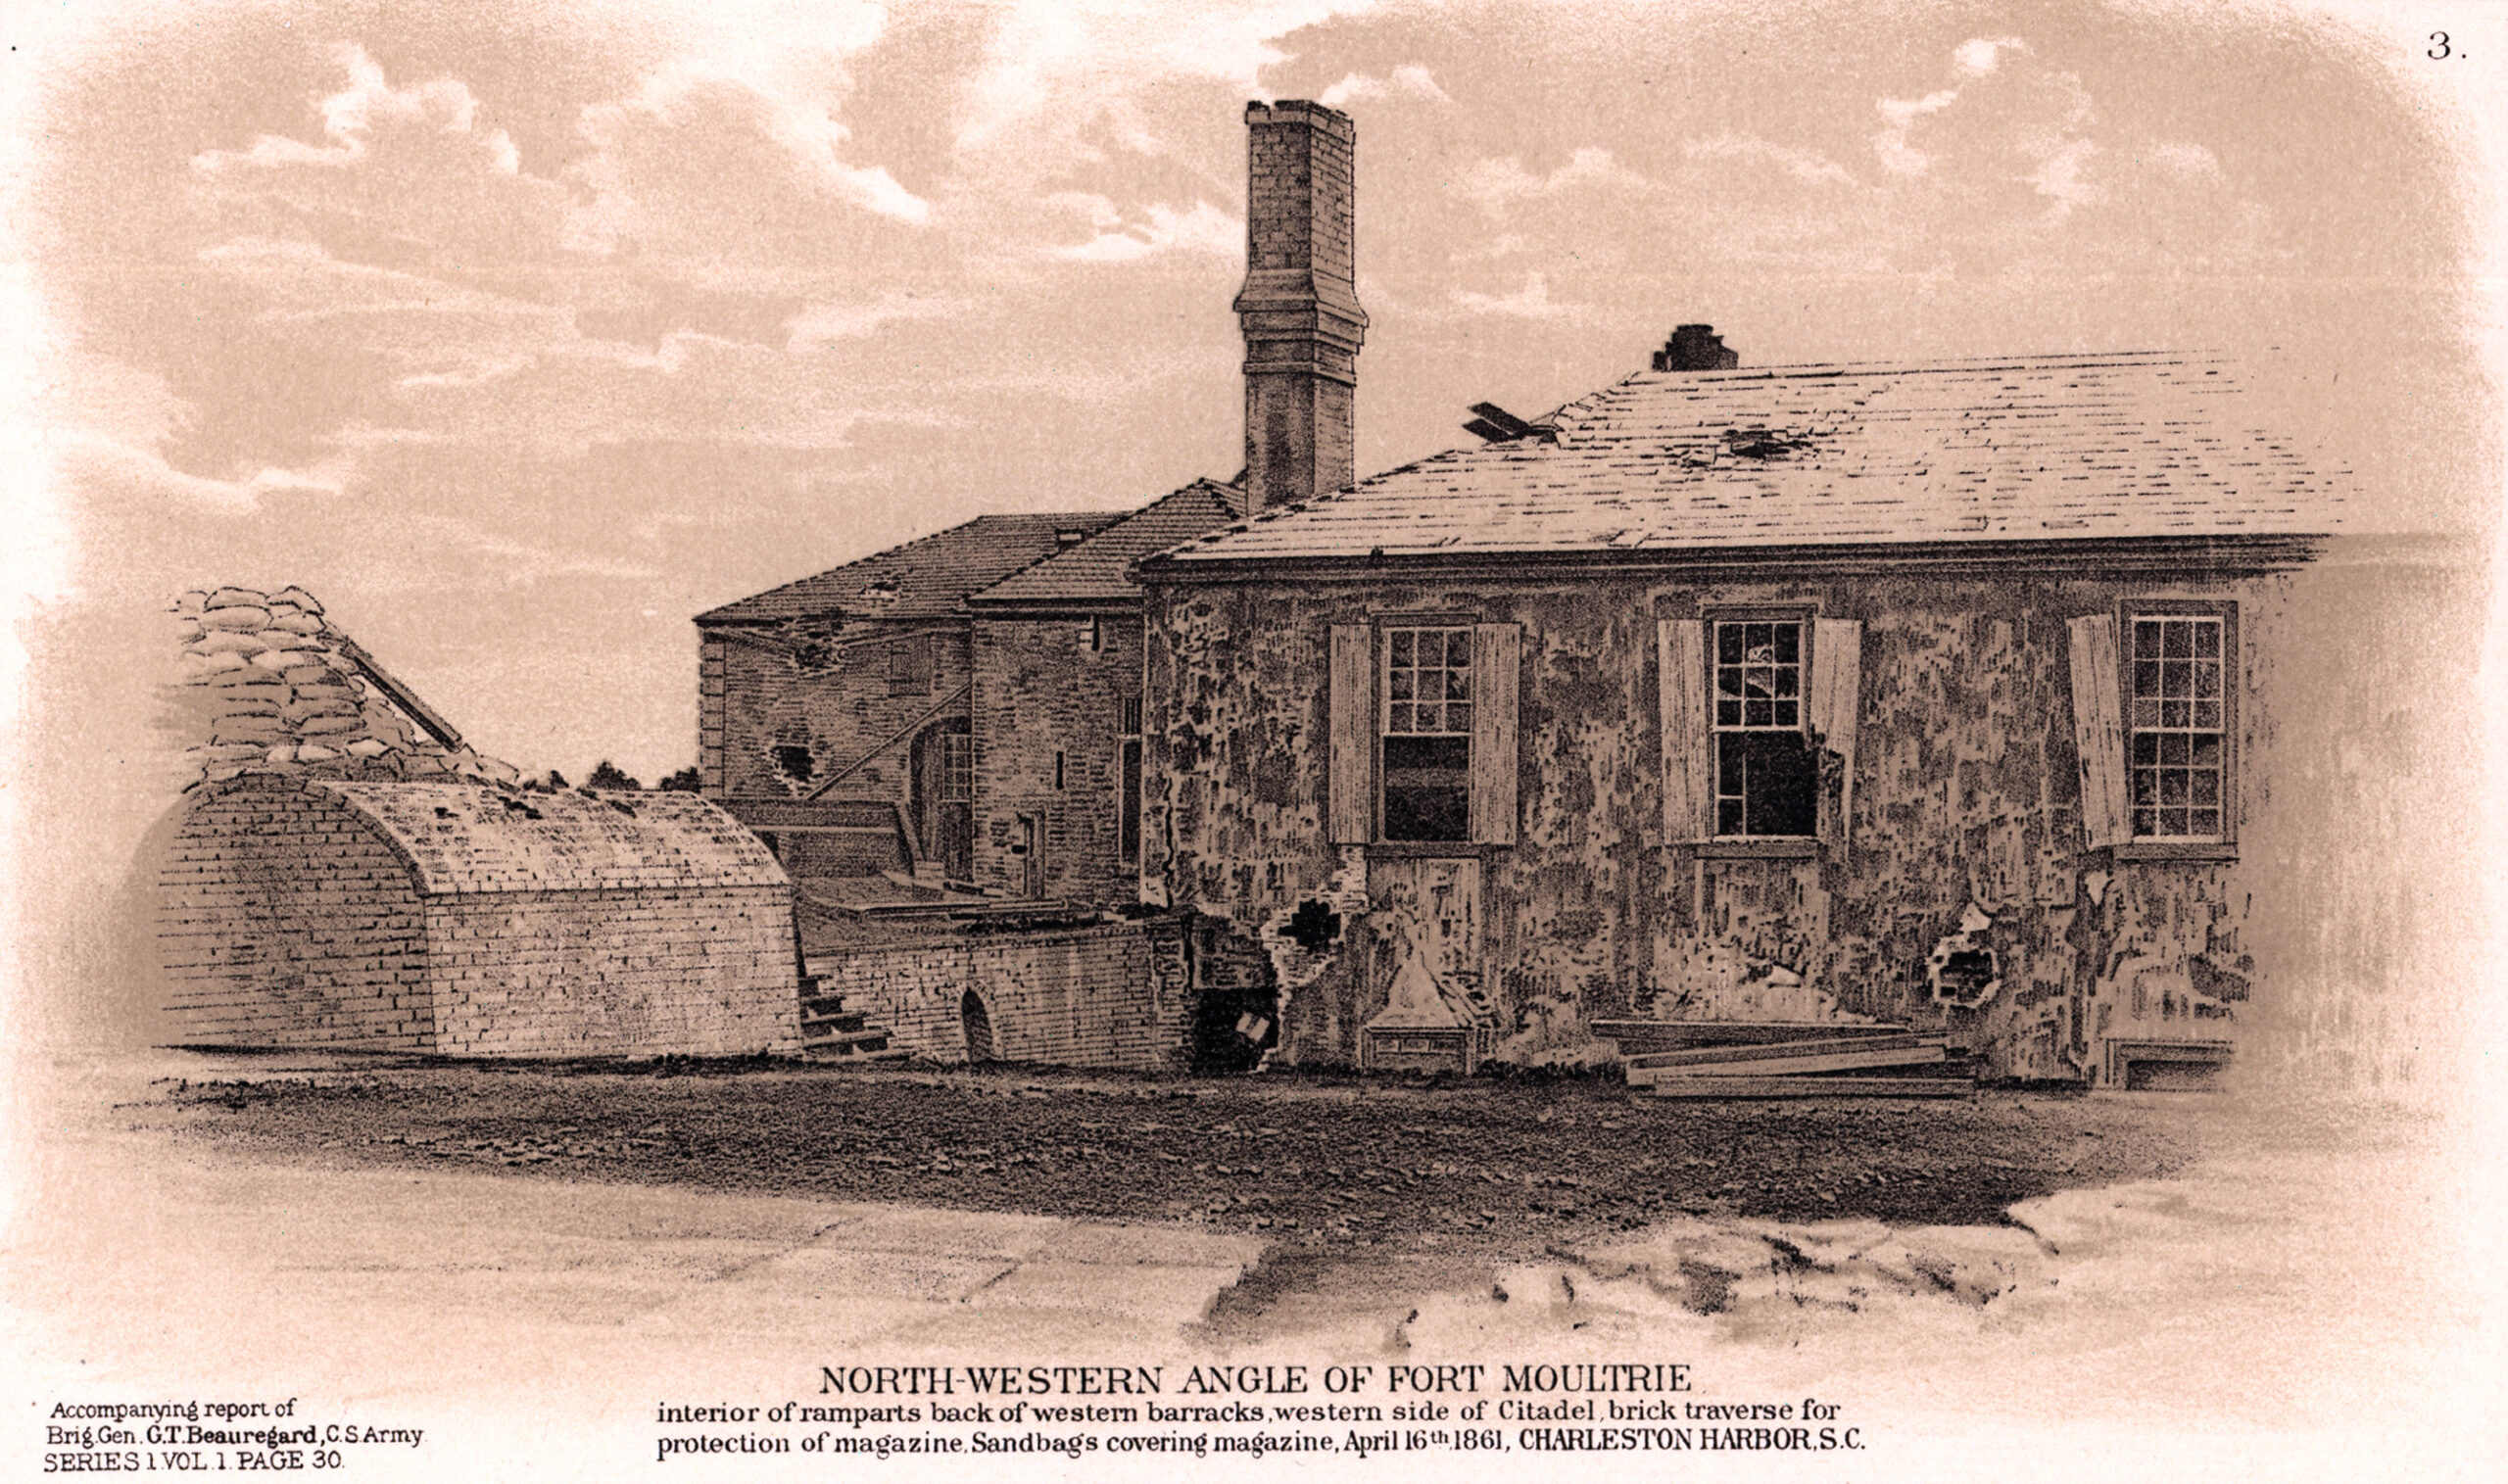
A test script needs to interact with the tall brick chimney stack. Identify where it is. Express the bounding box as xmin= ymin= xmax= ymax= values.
xmin=1235 ymin=100 xmax=1367 ymax=513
